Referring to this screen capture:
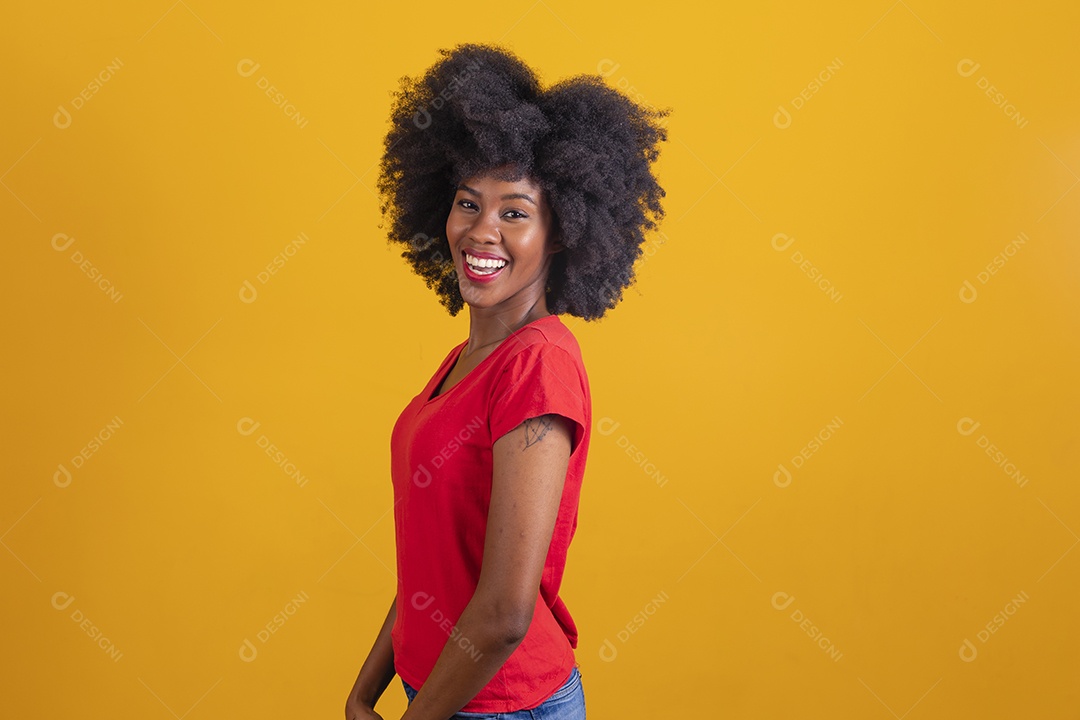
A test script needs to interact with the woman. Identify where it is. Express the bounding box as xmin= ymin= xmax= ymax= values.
xmin=345 ymin=43 xmax=667 ymax=720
